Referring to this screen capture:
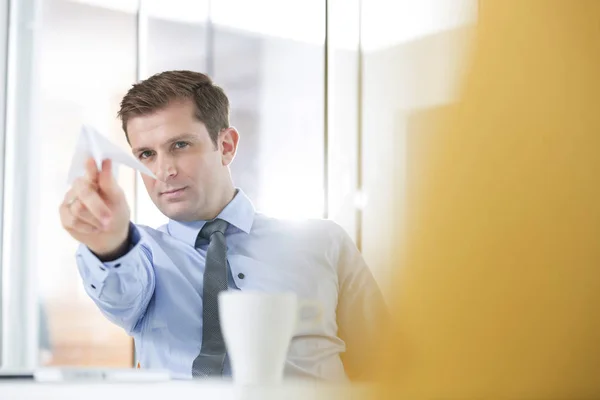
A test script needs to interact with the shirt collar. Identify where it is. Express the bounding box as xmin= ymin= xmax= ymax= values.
xmin=167 ymin=189 xmax=255 ymax=247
